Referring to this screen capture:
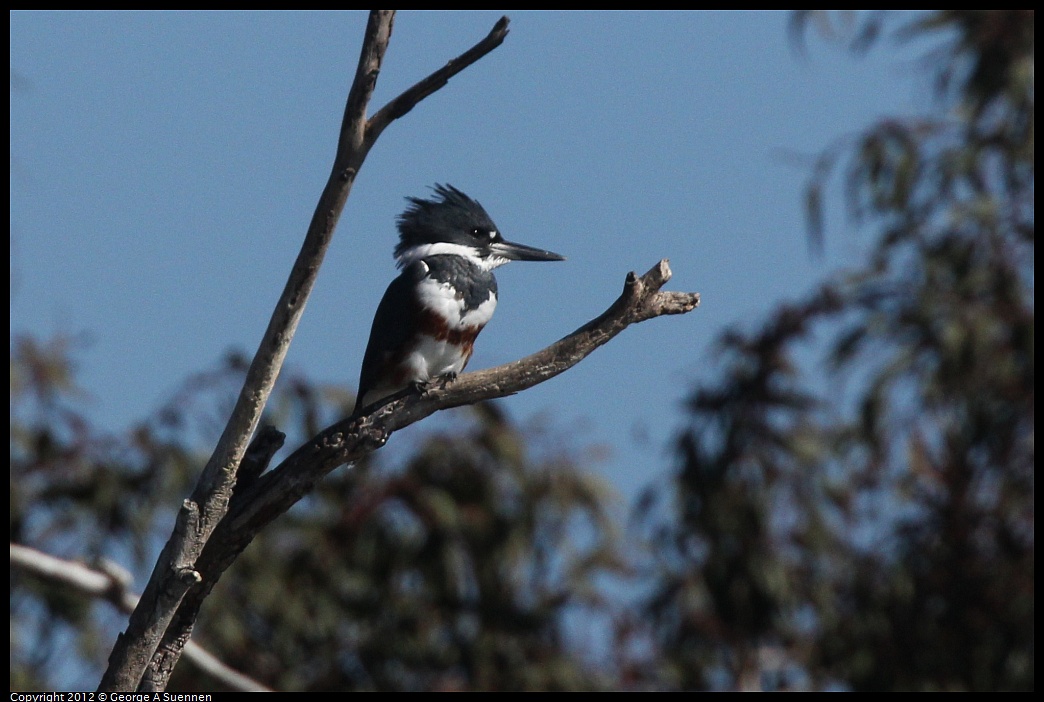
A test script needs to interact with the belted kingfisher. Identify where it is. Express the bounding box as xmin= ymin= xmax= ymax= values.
xmin=353 ymin=184 xmax=565 ymax=414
